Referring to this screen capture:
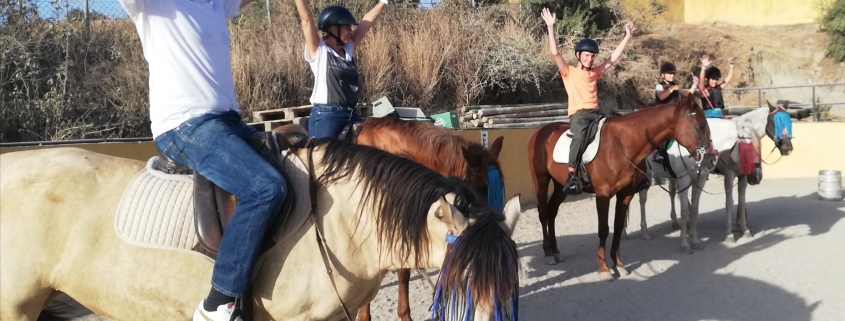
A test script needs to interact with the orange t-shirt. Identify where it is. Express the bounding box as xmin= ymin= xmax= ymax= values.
xmin=560 ymin=64 xmax=604 ymax=116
